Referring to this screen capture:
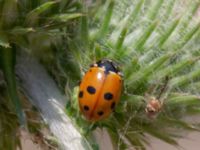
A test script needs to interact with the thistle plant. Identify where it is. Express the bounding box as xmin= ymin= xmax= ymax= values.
xmin=63 ymin=0 xmax=200 ymax=149
xmin=0 ymin=0 xmax=200 ymax=150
